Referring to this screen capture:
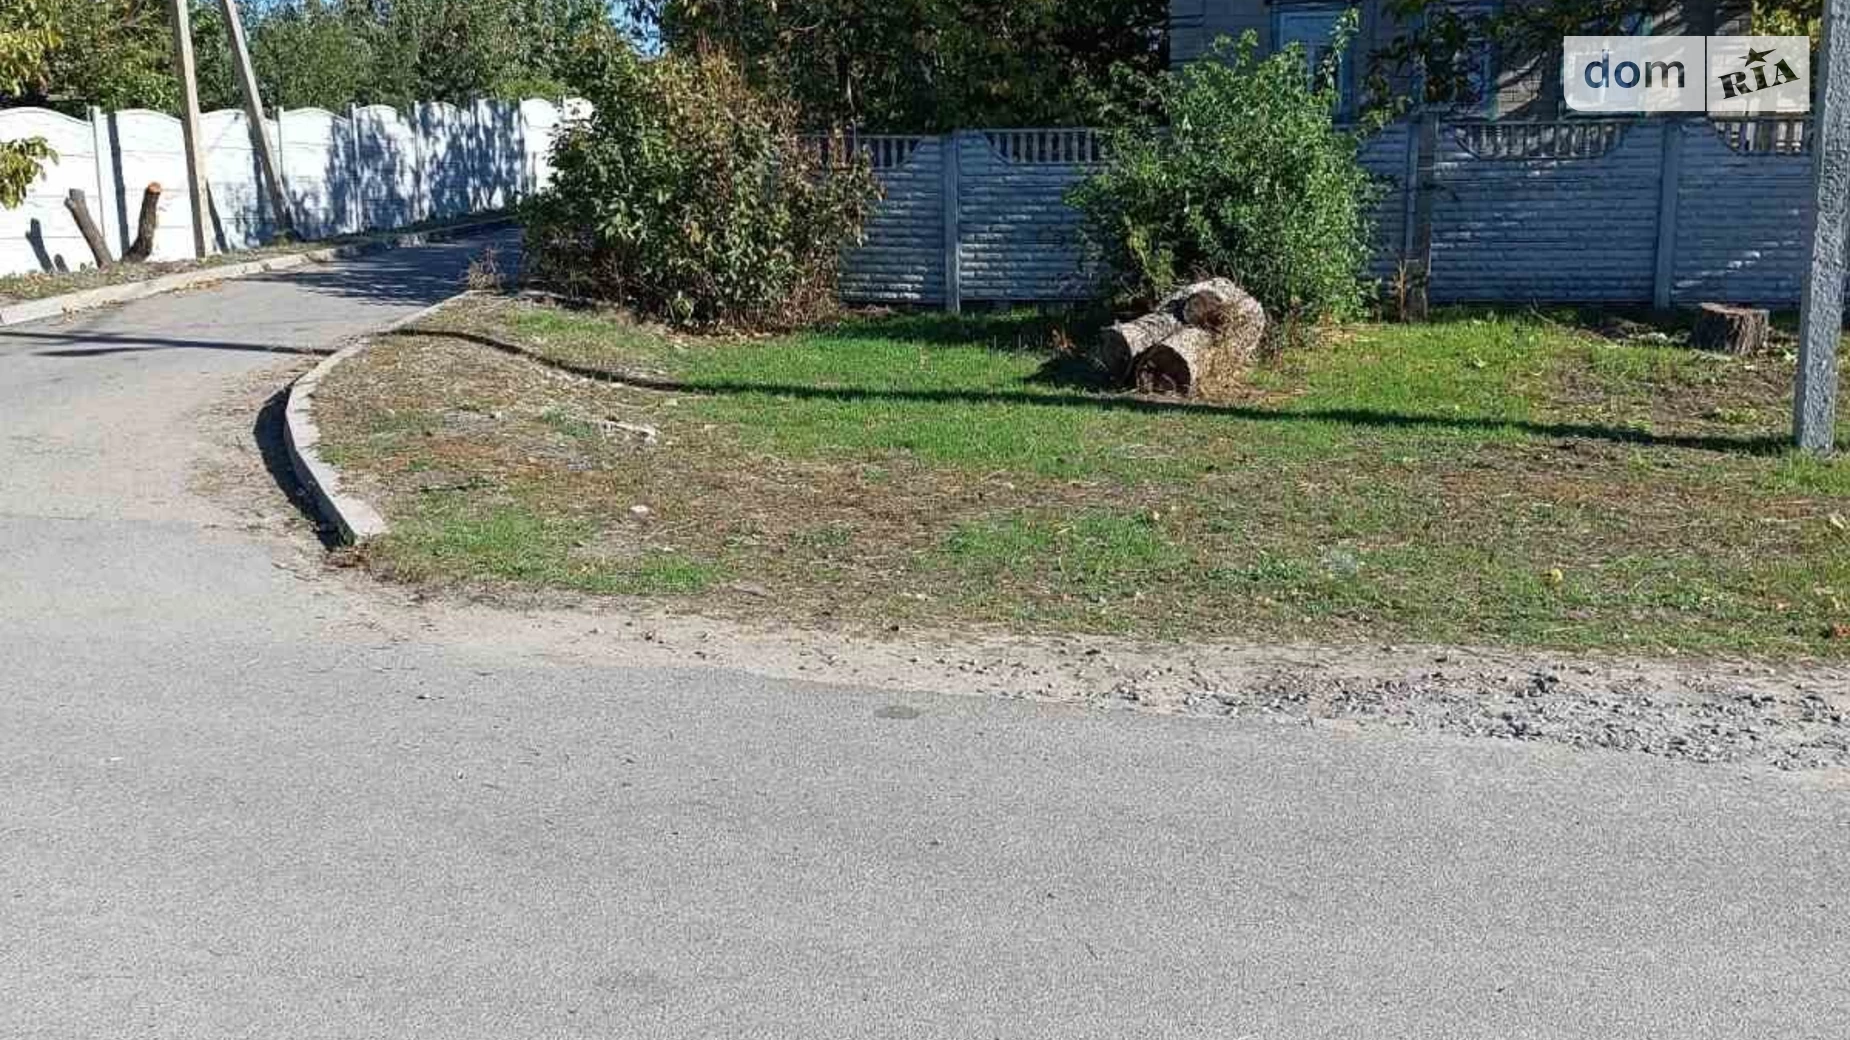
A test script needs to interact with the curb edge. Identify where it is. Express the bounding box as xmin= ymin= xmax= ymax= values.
xmin=284 ymin=293 xmax=476 ymax=545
